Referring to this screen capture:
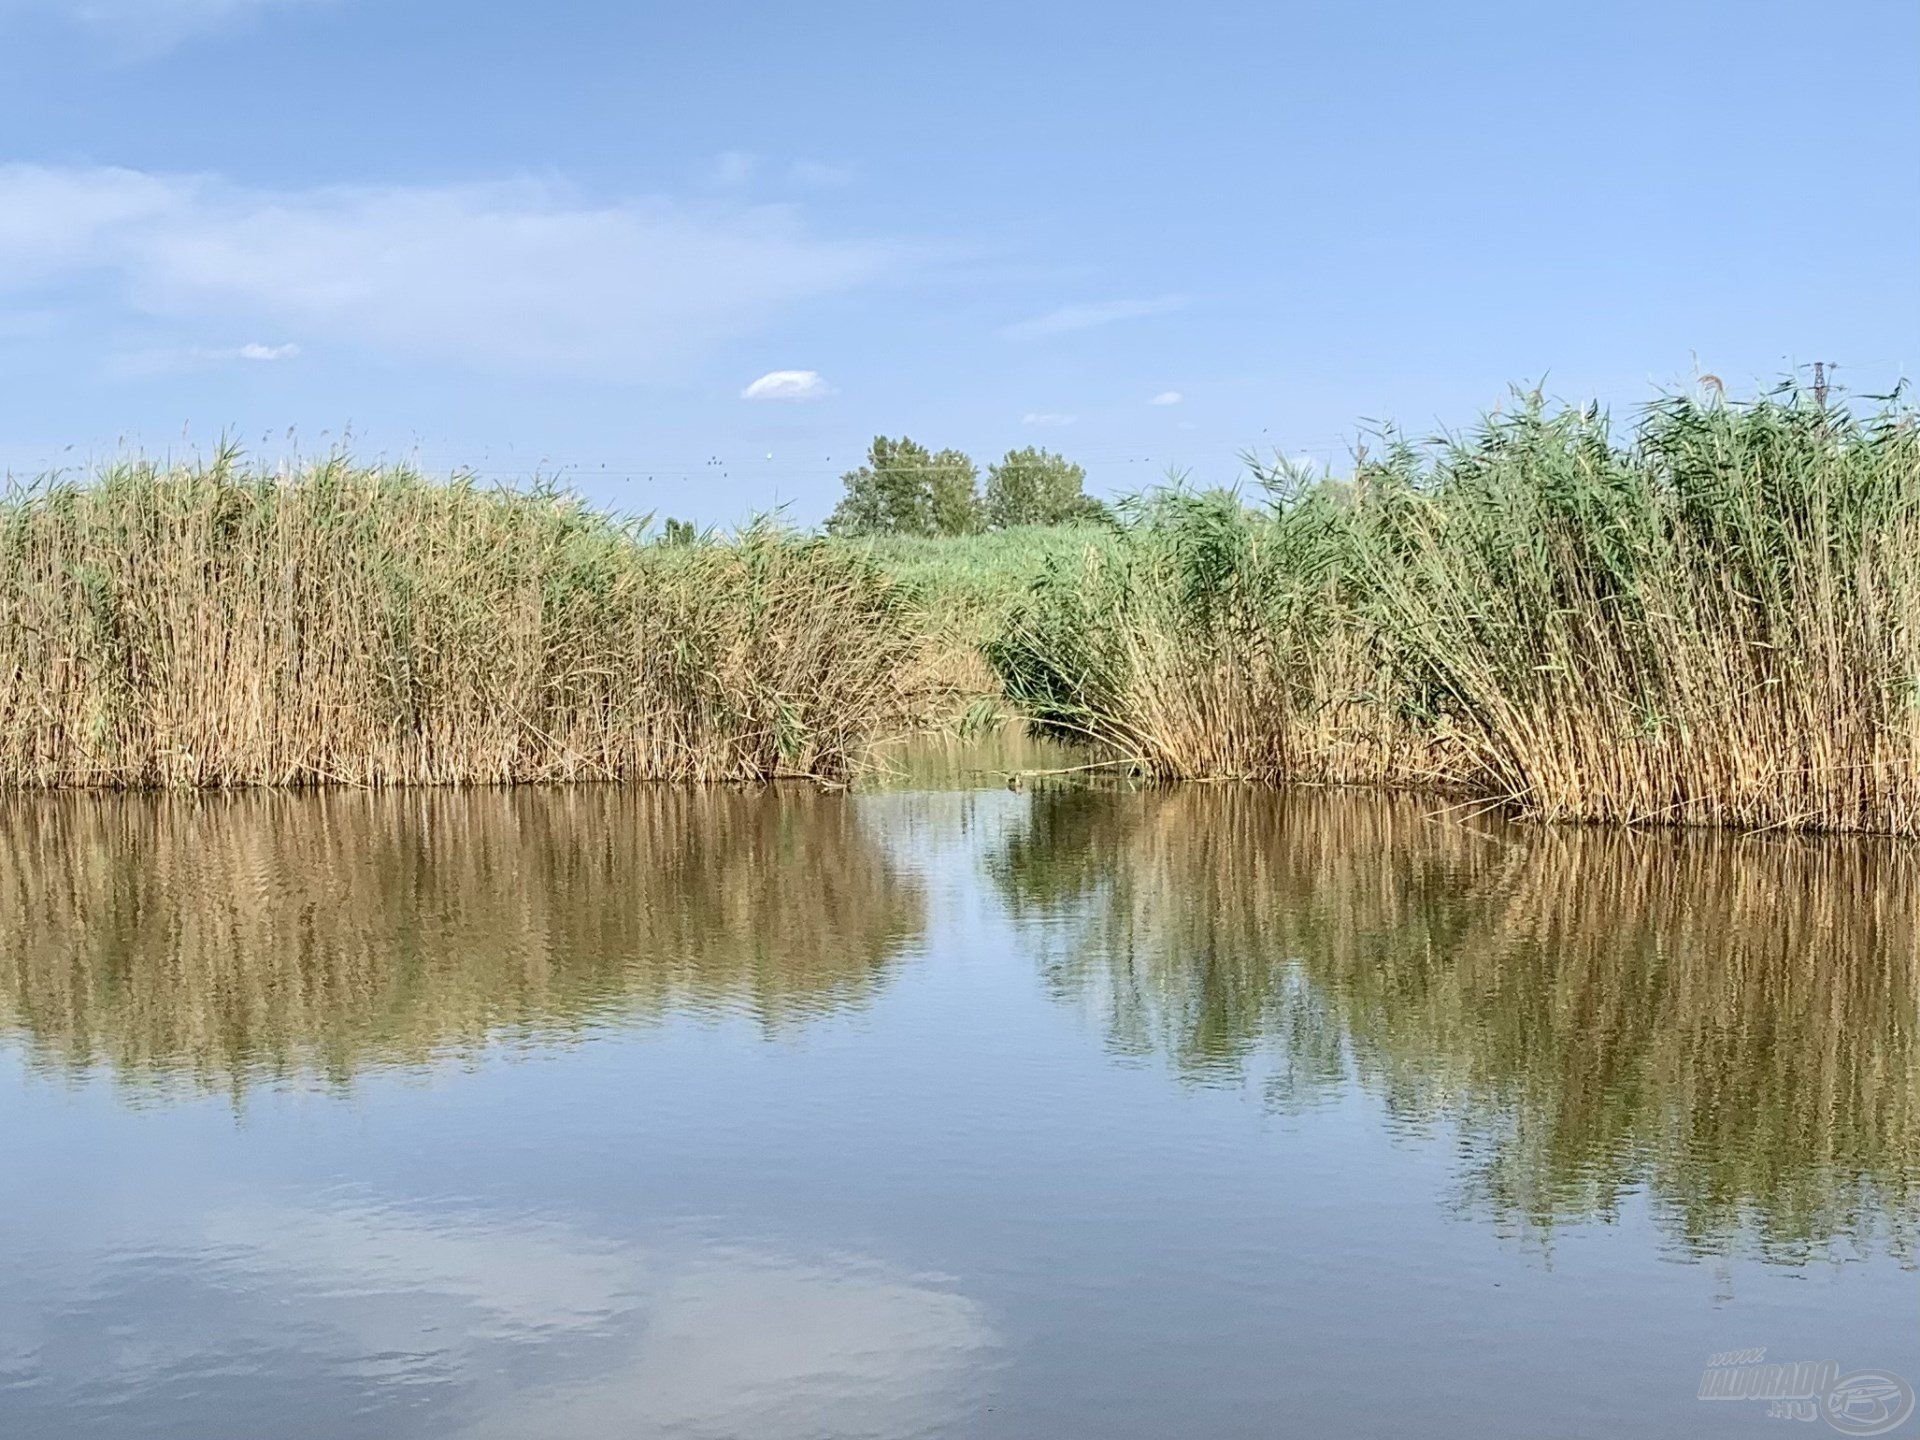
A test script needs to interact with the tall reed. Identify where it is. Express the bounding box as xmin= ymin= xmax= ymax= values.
xmin=987 ymin=388 xmax=1920 ymax=834
xmin=1360 ymin=391 xmax=1920 ymax=830
xmin=0 ymin=456 xmax=927 ymax=787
